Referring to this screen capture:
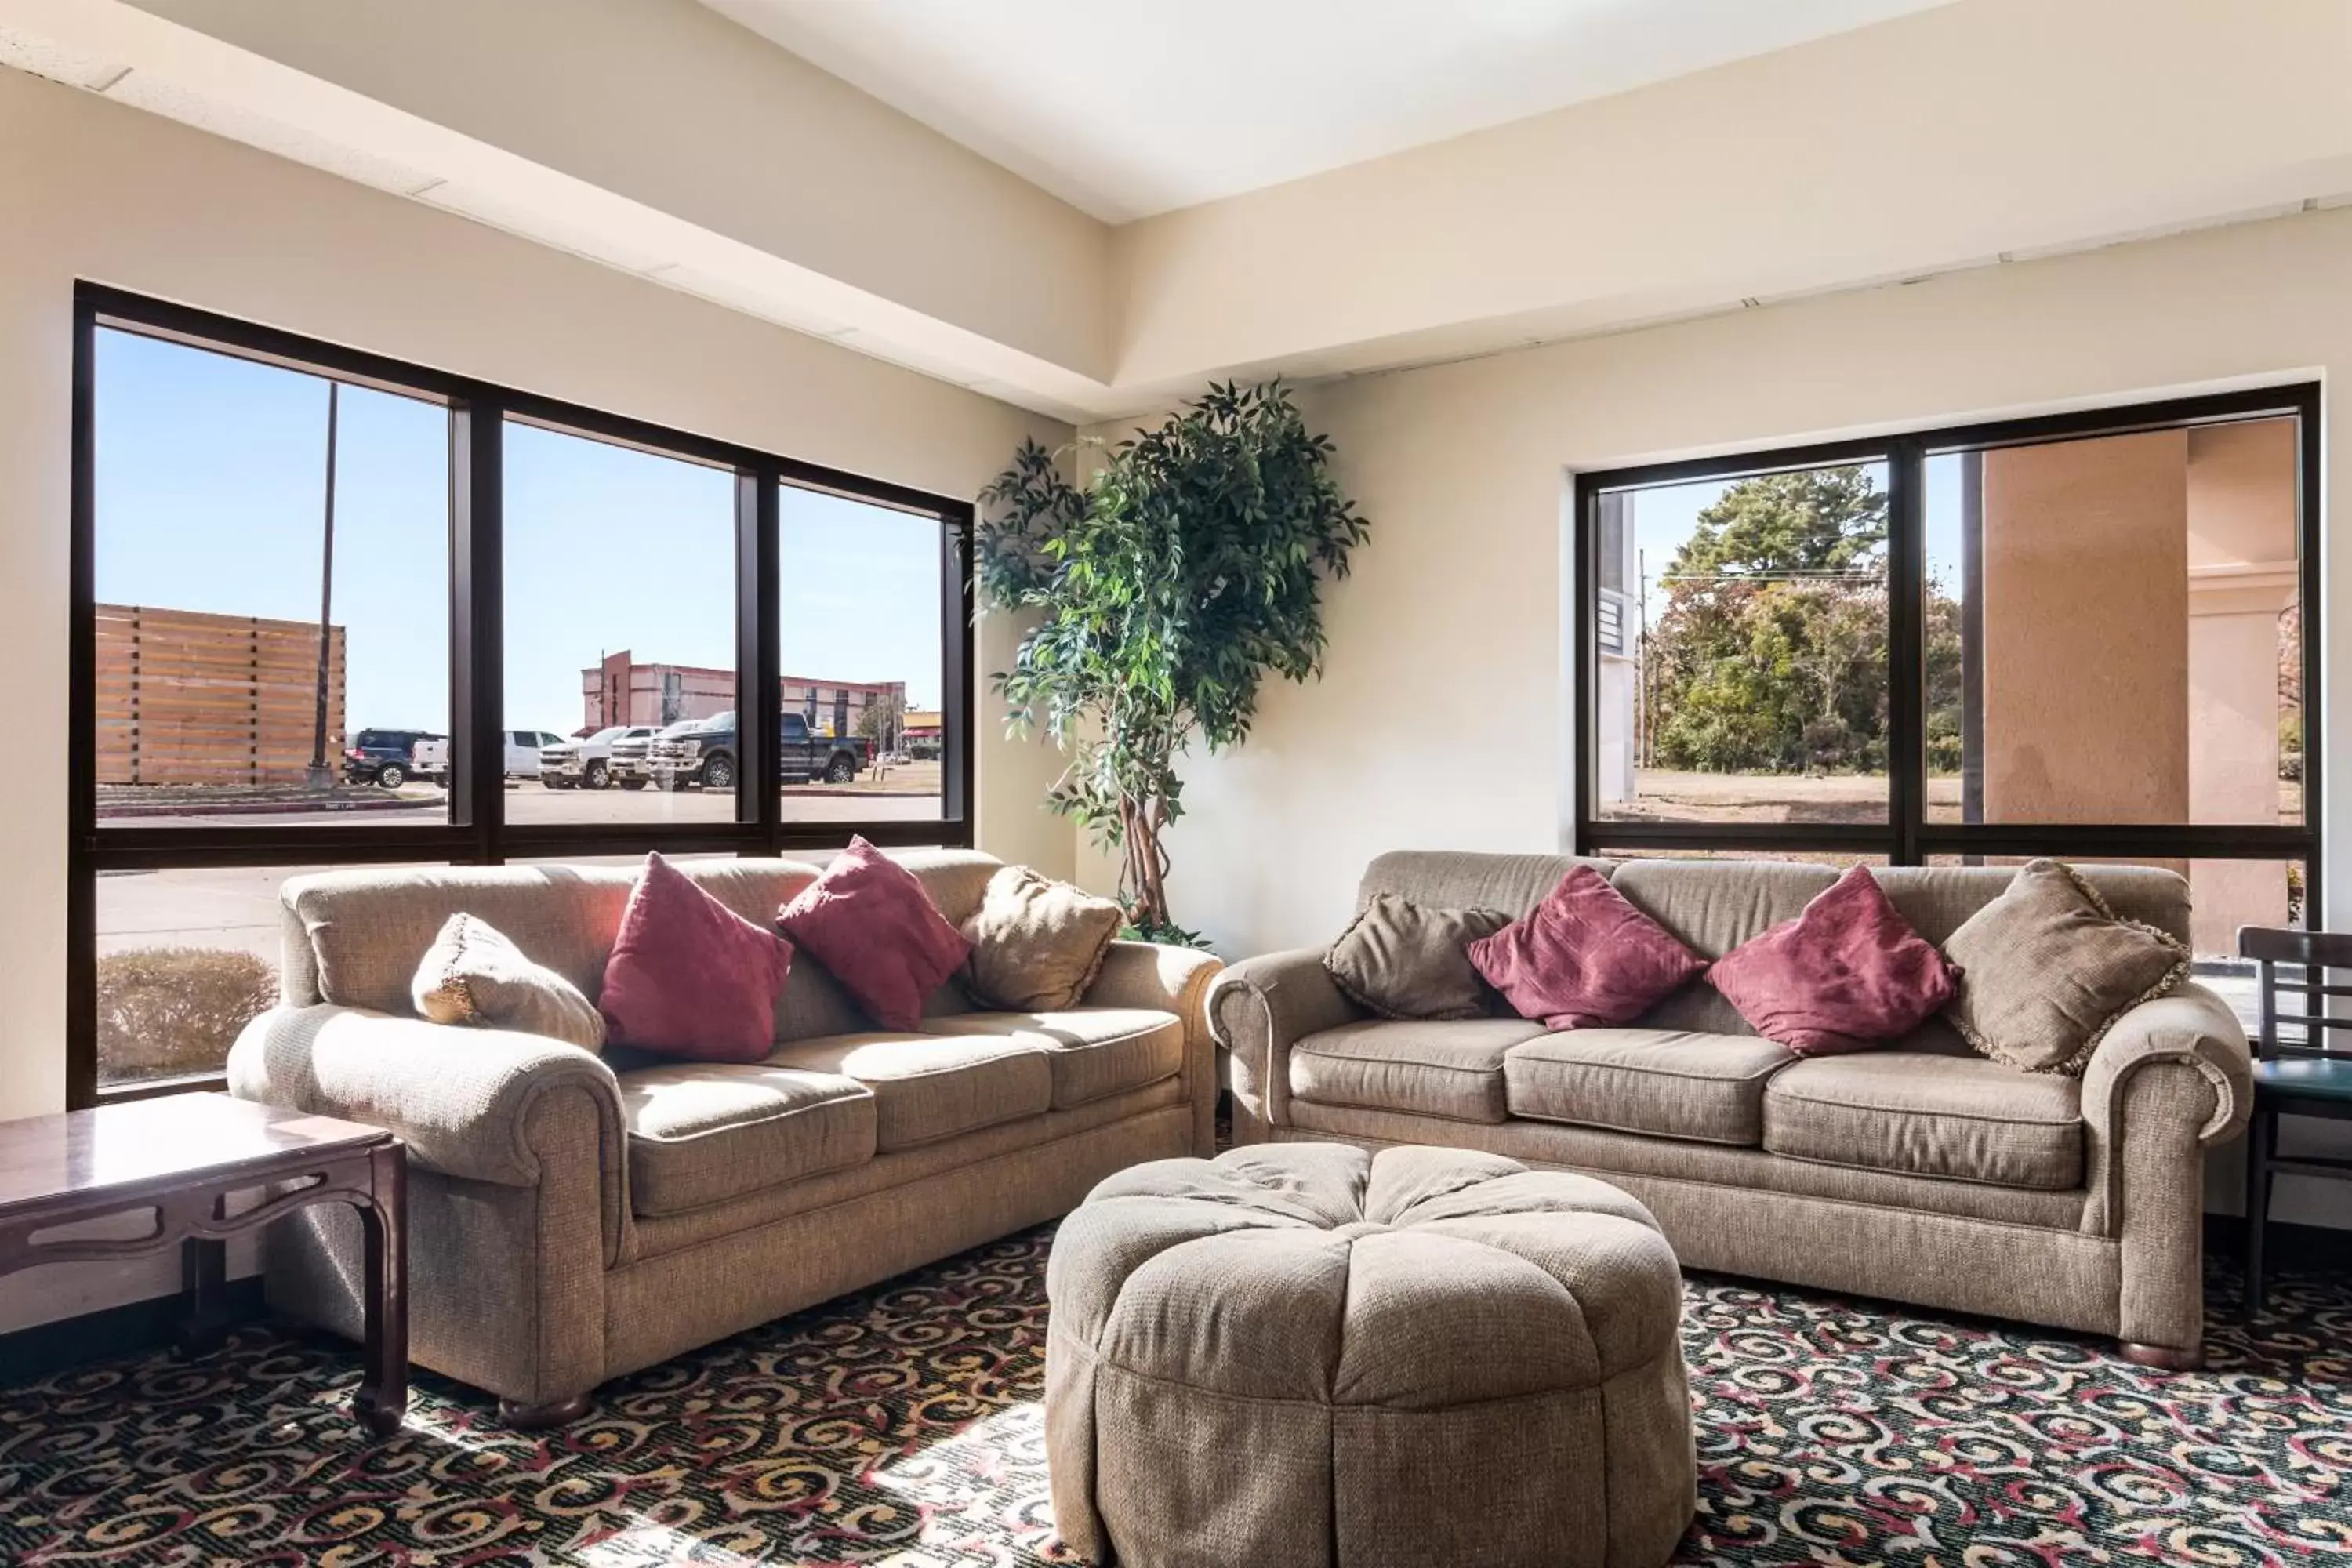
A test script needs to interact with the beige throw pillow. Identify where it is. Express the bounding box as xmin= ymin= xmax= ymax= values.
xmin=412 ymin=912 xmax=606 ymax=1051
xmin=960 ymin=866 xmax=1126 ymax=1013
xmin=1325 ymin=894 xmax=1510 ymax=1021
xmin=1941 ymin=859 xmax=2190 ymax=1075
